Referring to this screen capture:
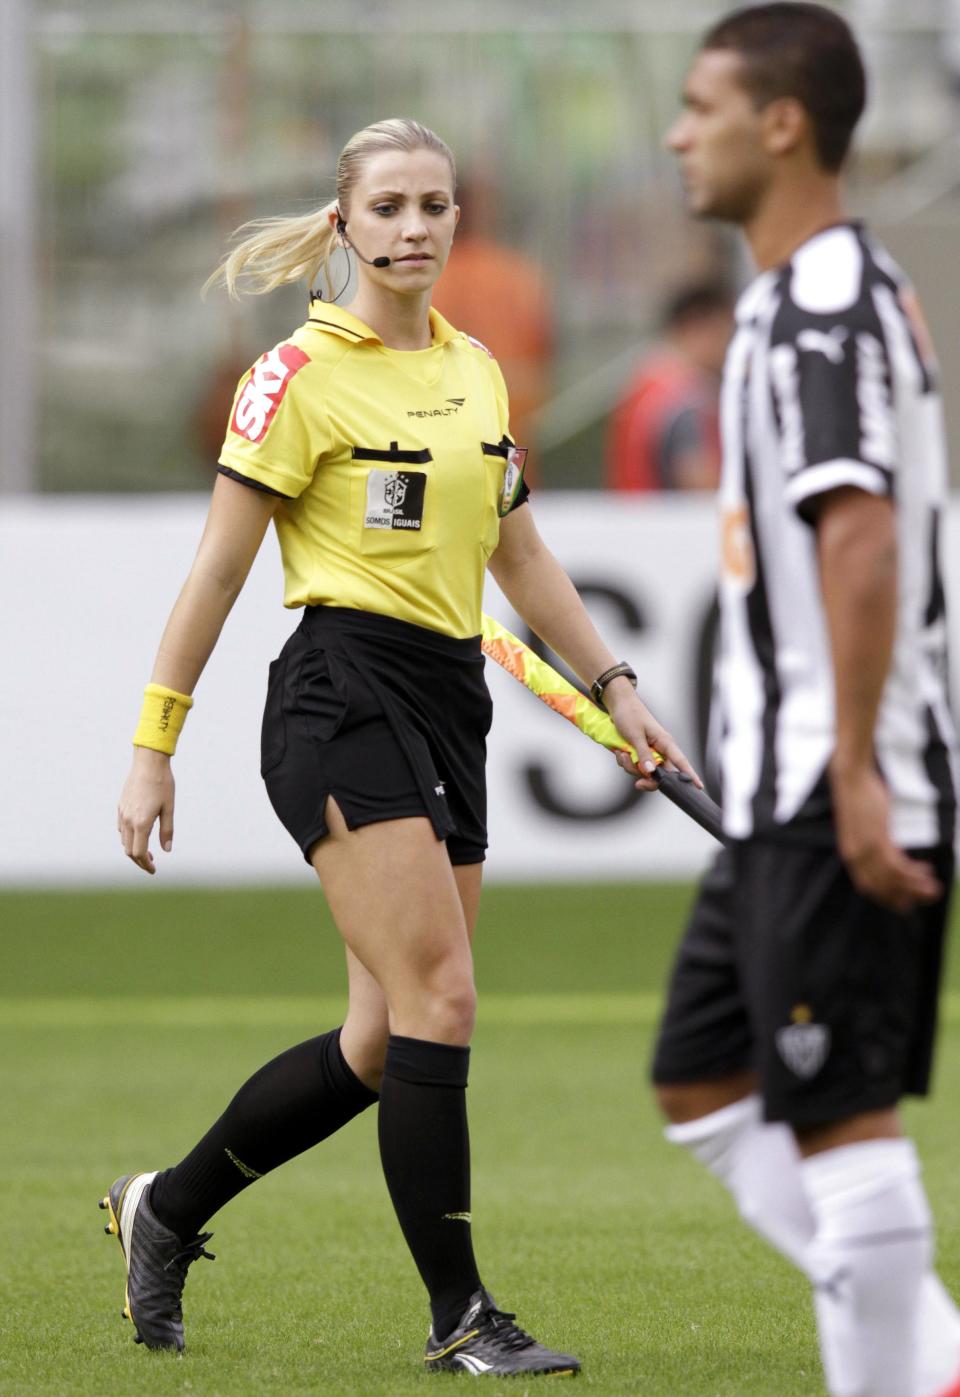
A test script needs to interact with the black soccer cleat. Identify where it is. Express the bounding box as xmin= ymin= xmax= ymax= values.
xmin=99 ymin=1170 xmax=214 ymax=1351
xmin=424 ymin=1288 xmax=580 ymax=1377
